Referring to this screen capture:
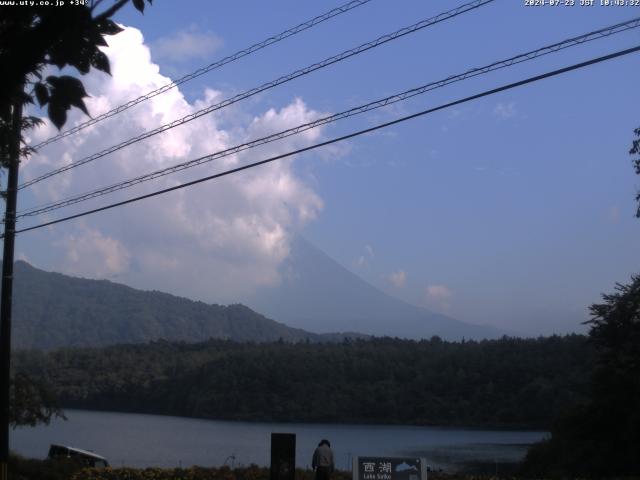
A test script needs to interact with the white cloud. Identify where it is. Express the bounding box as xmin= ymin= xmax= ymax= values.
xmin=389 ymin=270 xmax=406 ymax=288
xmin=58 ymin=228 xmax=131 ymax=278
xmin=21 ymin=26 xmax=328 ymax=303
xmin=493 ymin=102 xmax=517 ymax=119
xmin=151 ymin=25 xmax=223 ymax=63
xmin=425 ymin=284 xmax=453 ymax=313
